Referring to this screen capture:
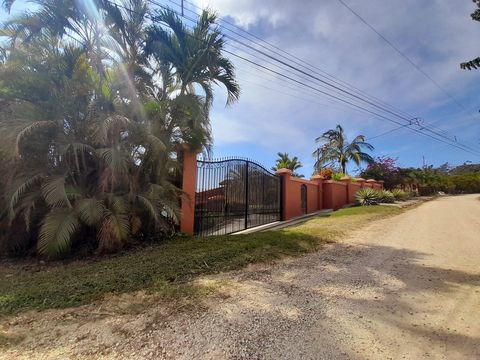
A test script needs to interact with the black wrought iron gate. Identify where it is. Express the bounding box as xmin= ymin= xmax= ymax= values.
xmin=194 ymin=158 xmax=282 ymax=236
